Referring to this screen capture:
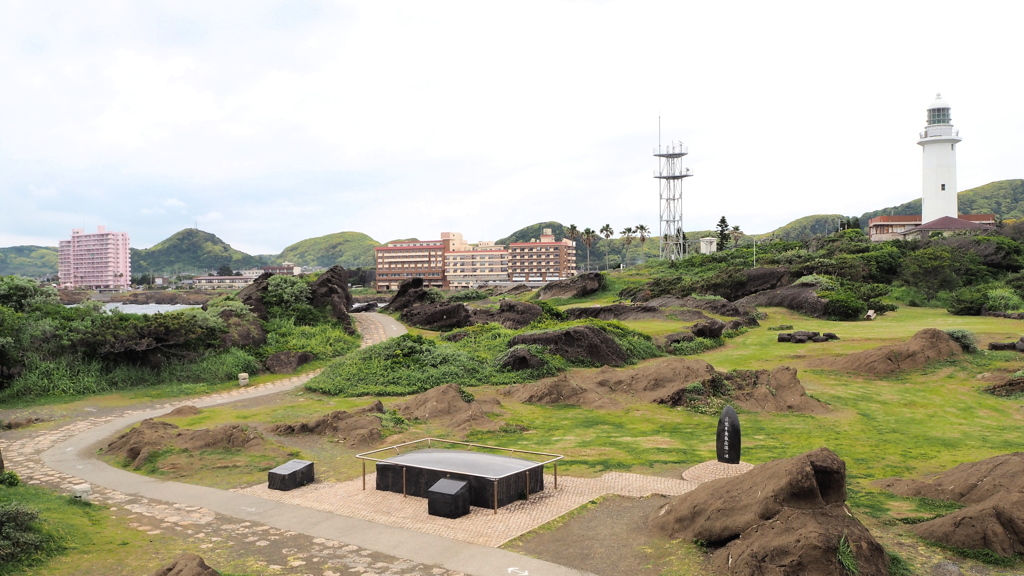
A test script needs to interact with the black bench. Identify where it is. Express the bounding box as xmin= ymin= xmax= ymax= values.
xmin=268 ymin=459 xmax=314 ymax=491
xmin=427 ymin=478 xmax=470 ymax=519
